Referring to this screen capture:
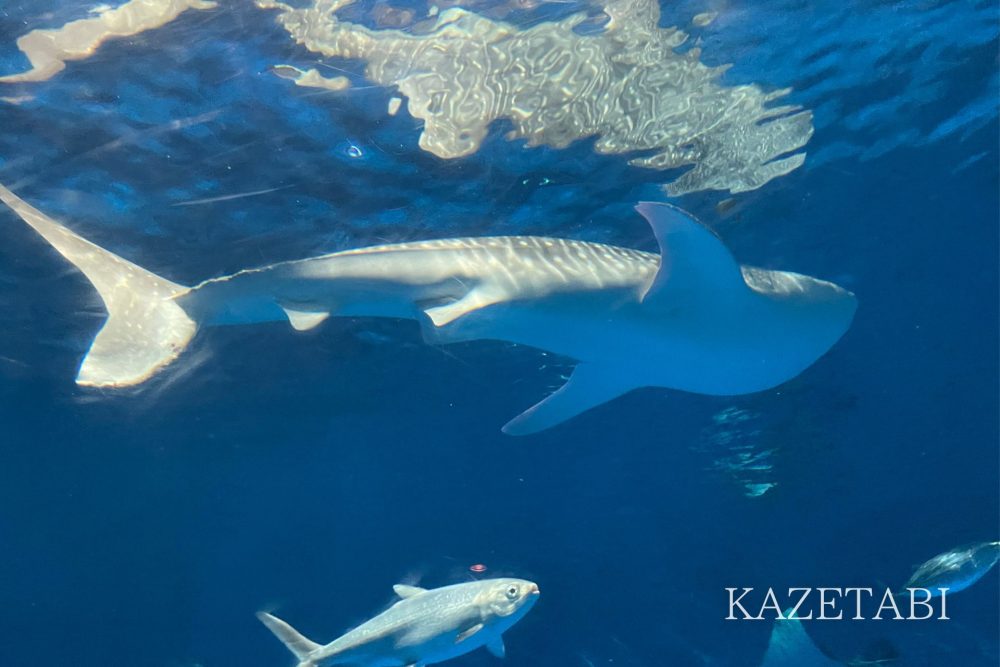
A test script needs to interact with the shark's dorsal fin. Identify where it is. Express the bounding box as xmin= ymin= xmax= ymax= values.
xmin=455 ymin=623 xmax=484 ymax=644
xmin=502 ymin=364 xmax=634 ymax=436
xmin=486 ymin=637 xmax=505 ymax=658
xmin=281 ymin=306 xmax=330 ymax=331
xmin=393 ymin=584 xmax=428 ymax=599
xmin=635 ymin=202 xmax=746 ymax=304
